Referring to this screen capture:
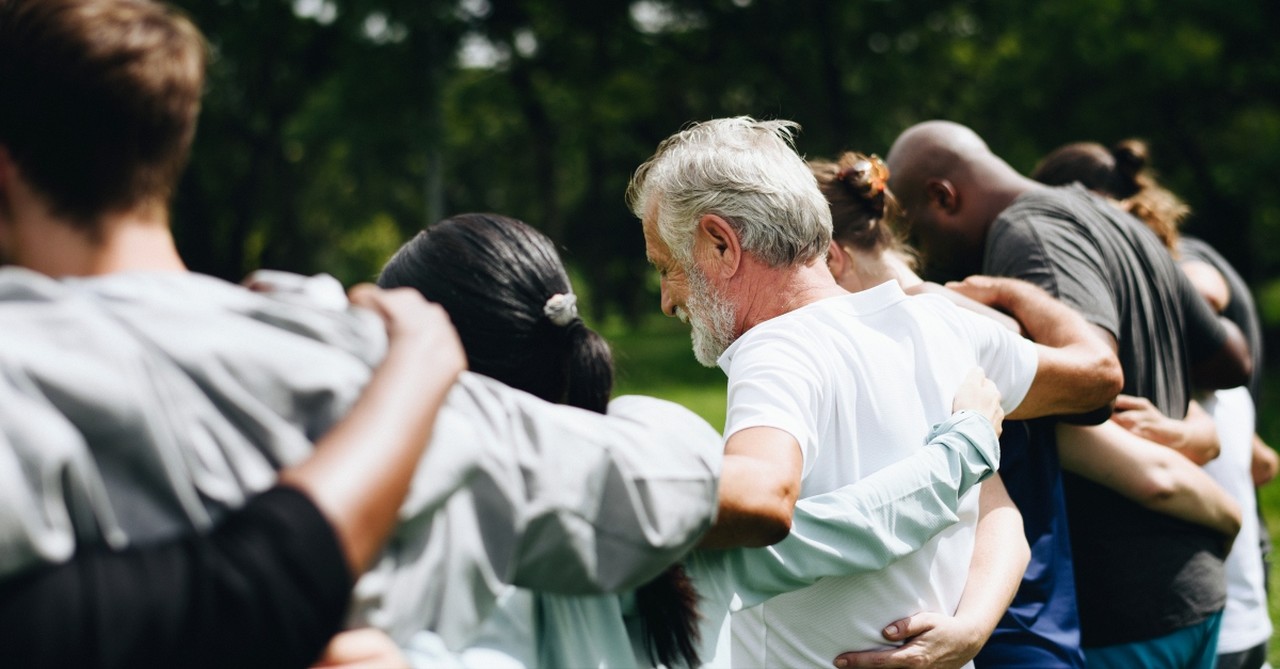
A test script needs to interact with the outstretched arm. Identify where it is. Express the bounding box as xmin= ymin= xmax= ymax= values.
xmin=1056 ymin=420 xmax=1241 ymax=539
xmin=947 ymin=276 xmax=1122 ymax=421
